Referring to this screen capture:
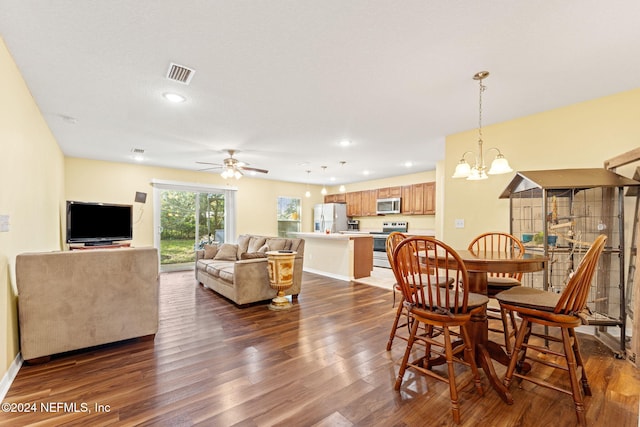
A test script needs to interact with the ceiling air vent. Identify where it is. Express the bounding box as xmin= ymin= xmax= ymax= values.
xmin=166 ymin=62 xmax=195 ymax=85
